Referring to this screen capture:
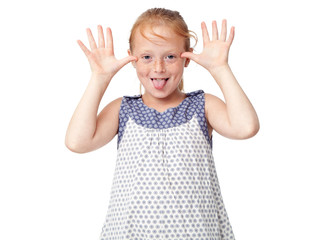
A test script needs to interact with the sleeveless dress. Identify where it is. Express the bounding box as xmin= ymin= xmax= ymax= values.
xmin=99 ymin=89 xmax=235 ymax=240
